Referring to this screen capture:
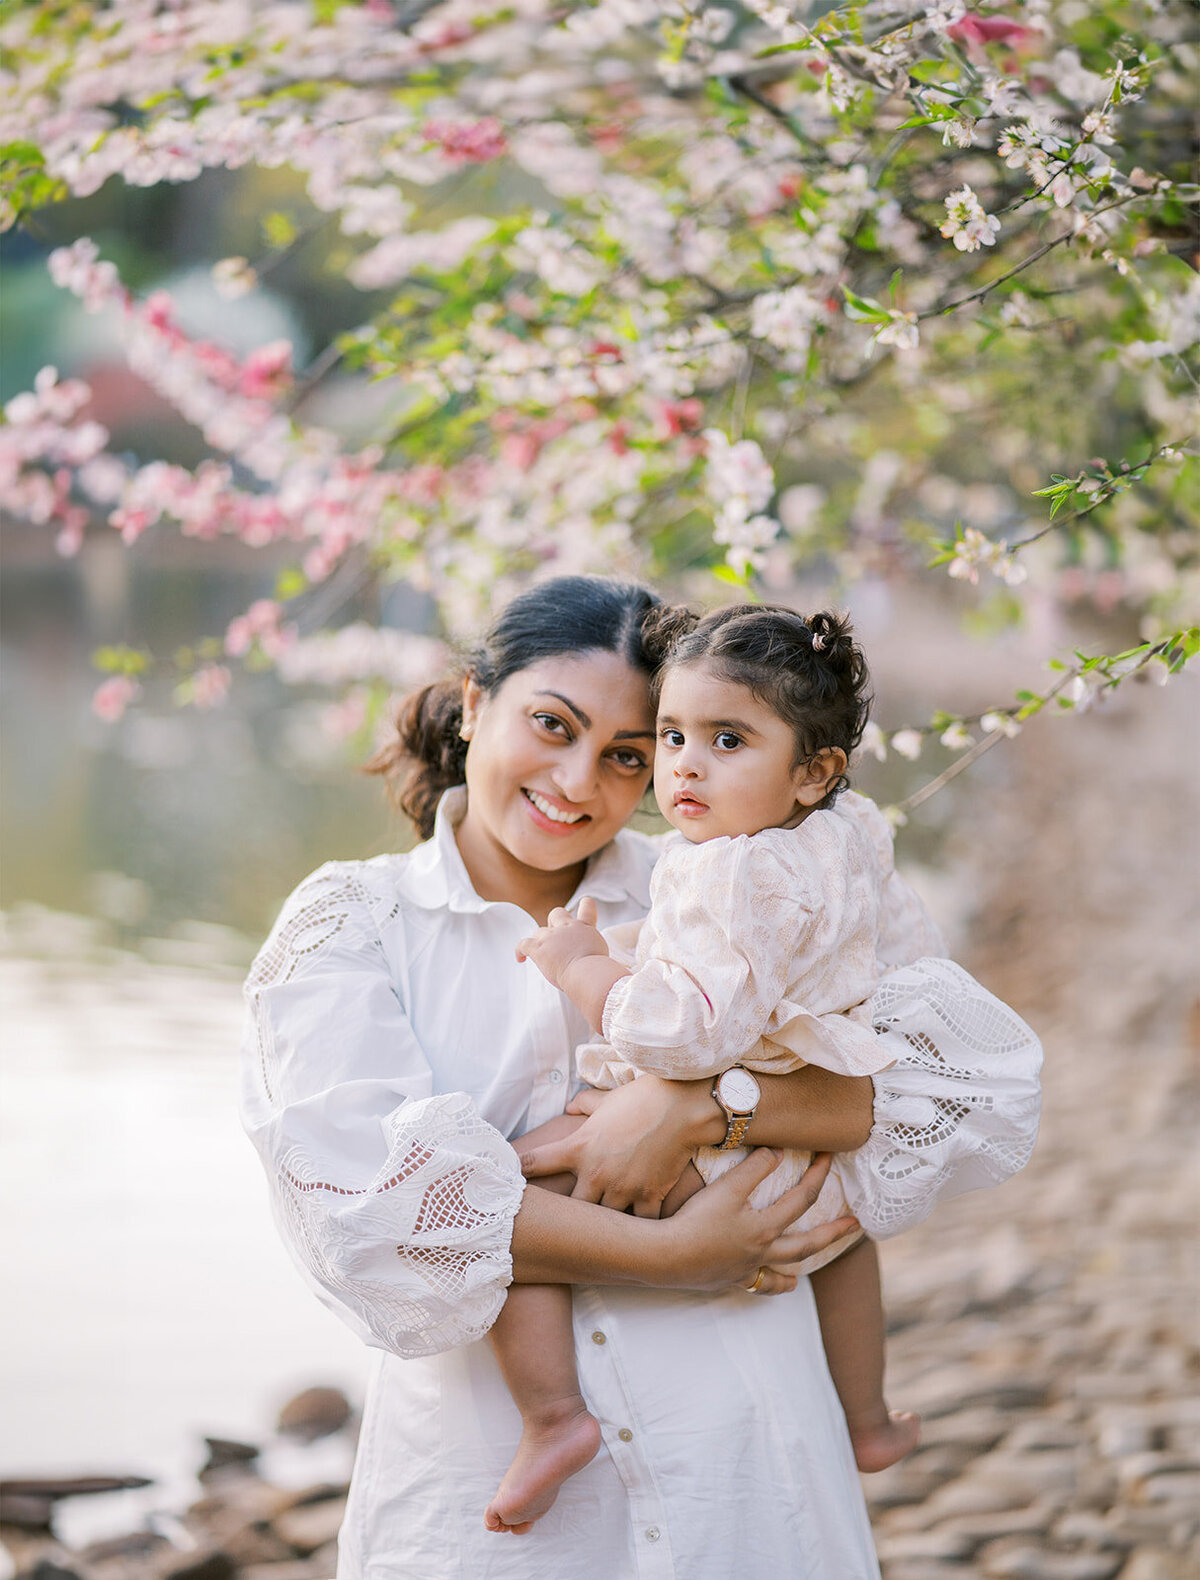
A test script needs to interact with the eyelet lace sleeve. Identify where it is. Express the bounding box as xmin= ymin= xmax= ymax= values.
xmin=838 ymin=957 xmax=1043 ymax=1238
xmin=240 ymin=862 xmax=526 ymax=1360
